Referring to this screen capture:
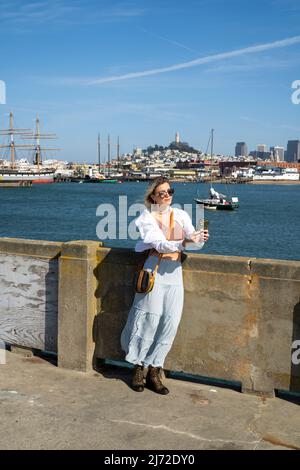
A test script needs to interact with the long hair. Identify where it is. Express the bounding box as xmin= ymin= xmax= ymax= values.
xmin=144 ymin=177 xmax=170 ymax=209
